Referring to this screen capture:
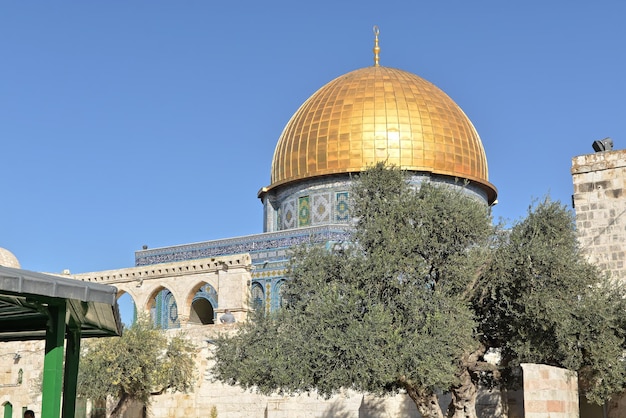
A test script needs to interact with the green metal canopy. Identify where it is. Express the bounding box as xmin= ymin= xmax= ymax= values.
xmin=0 ymin=265 xmax=122 ymax=418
